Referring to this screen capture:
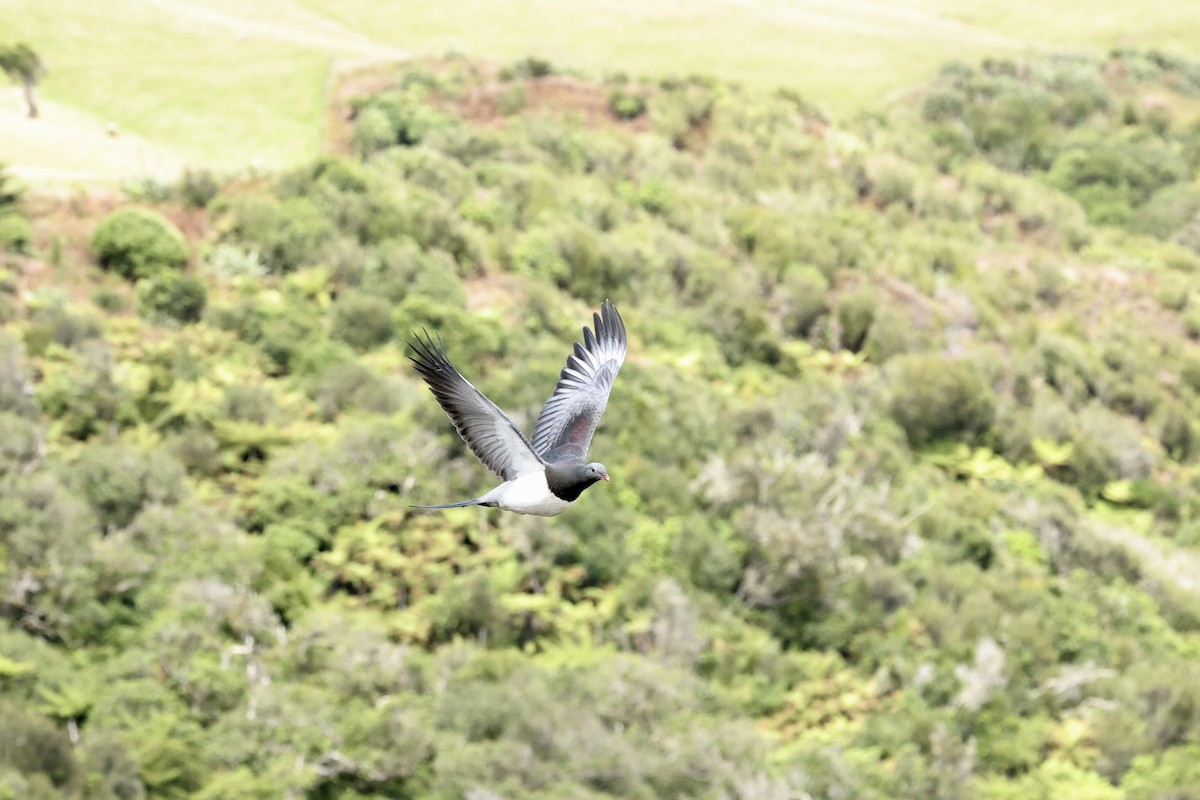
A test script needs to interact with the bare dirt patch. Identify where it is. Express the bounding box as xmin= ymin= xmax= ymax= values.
xmin=327 ymin=59 xmax=654 ymax=157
